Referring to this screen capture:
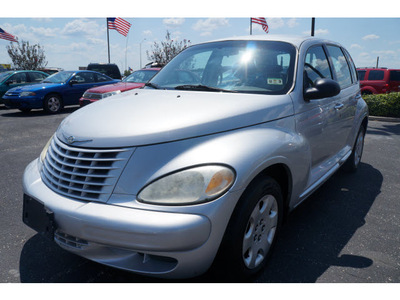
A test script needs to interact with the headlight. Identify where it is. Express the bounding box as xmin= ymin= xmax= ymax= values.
xmin=138 ymin=165 xmax=235 ymax=205
xmin=39 ymin=134 xmax=54 ymax=169
xmin=102 ymin=90 xmax=121 ymax=99
xmin=20 ymin=91 xmax=36 ymax=97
